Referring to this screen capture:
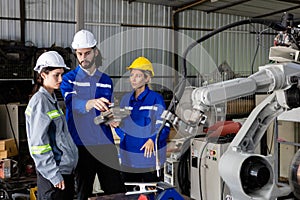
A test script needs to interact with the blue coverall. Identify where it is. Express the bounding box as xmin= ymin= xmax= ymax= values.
xmin=60 ymin=66 xmax=124 ymax=199
xmin=115 ymin=85 xmax=170 ymax=171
